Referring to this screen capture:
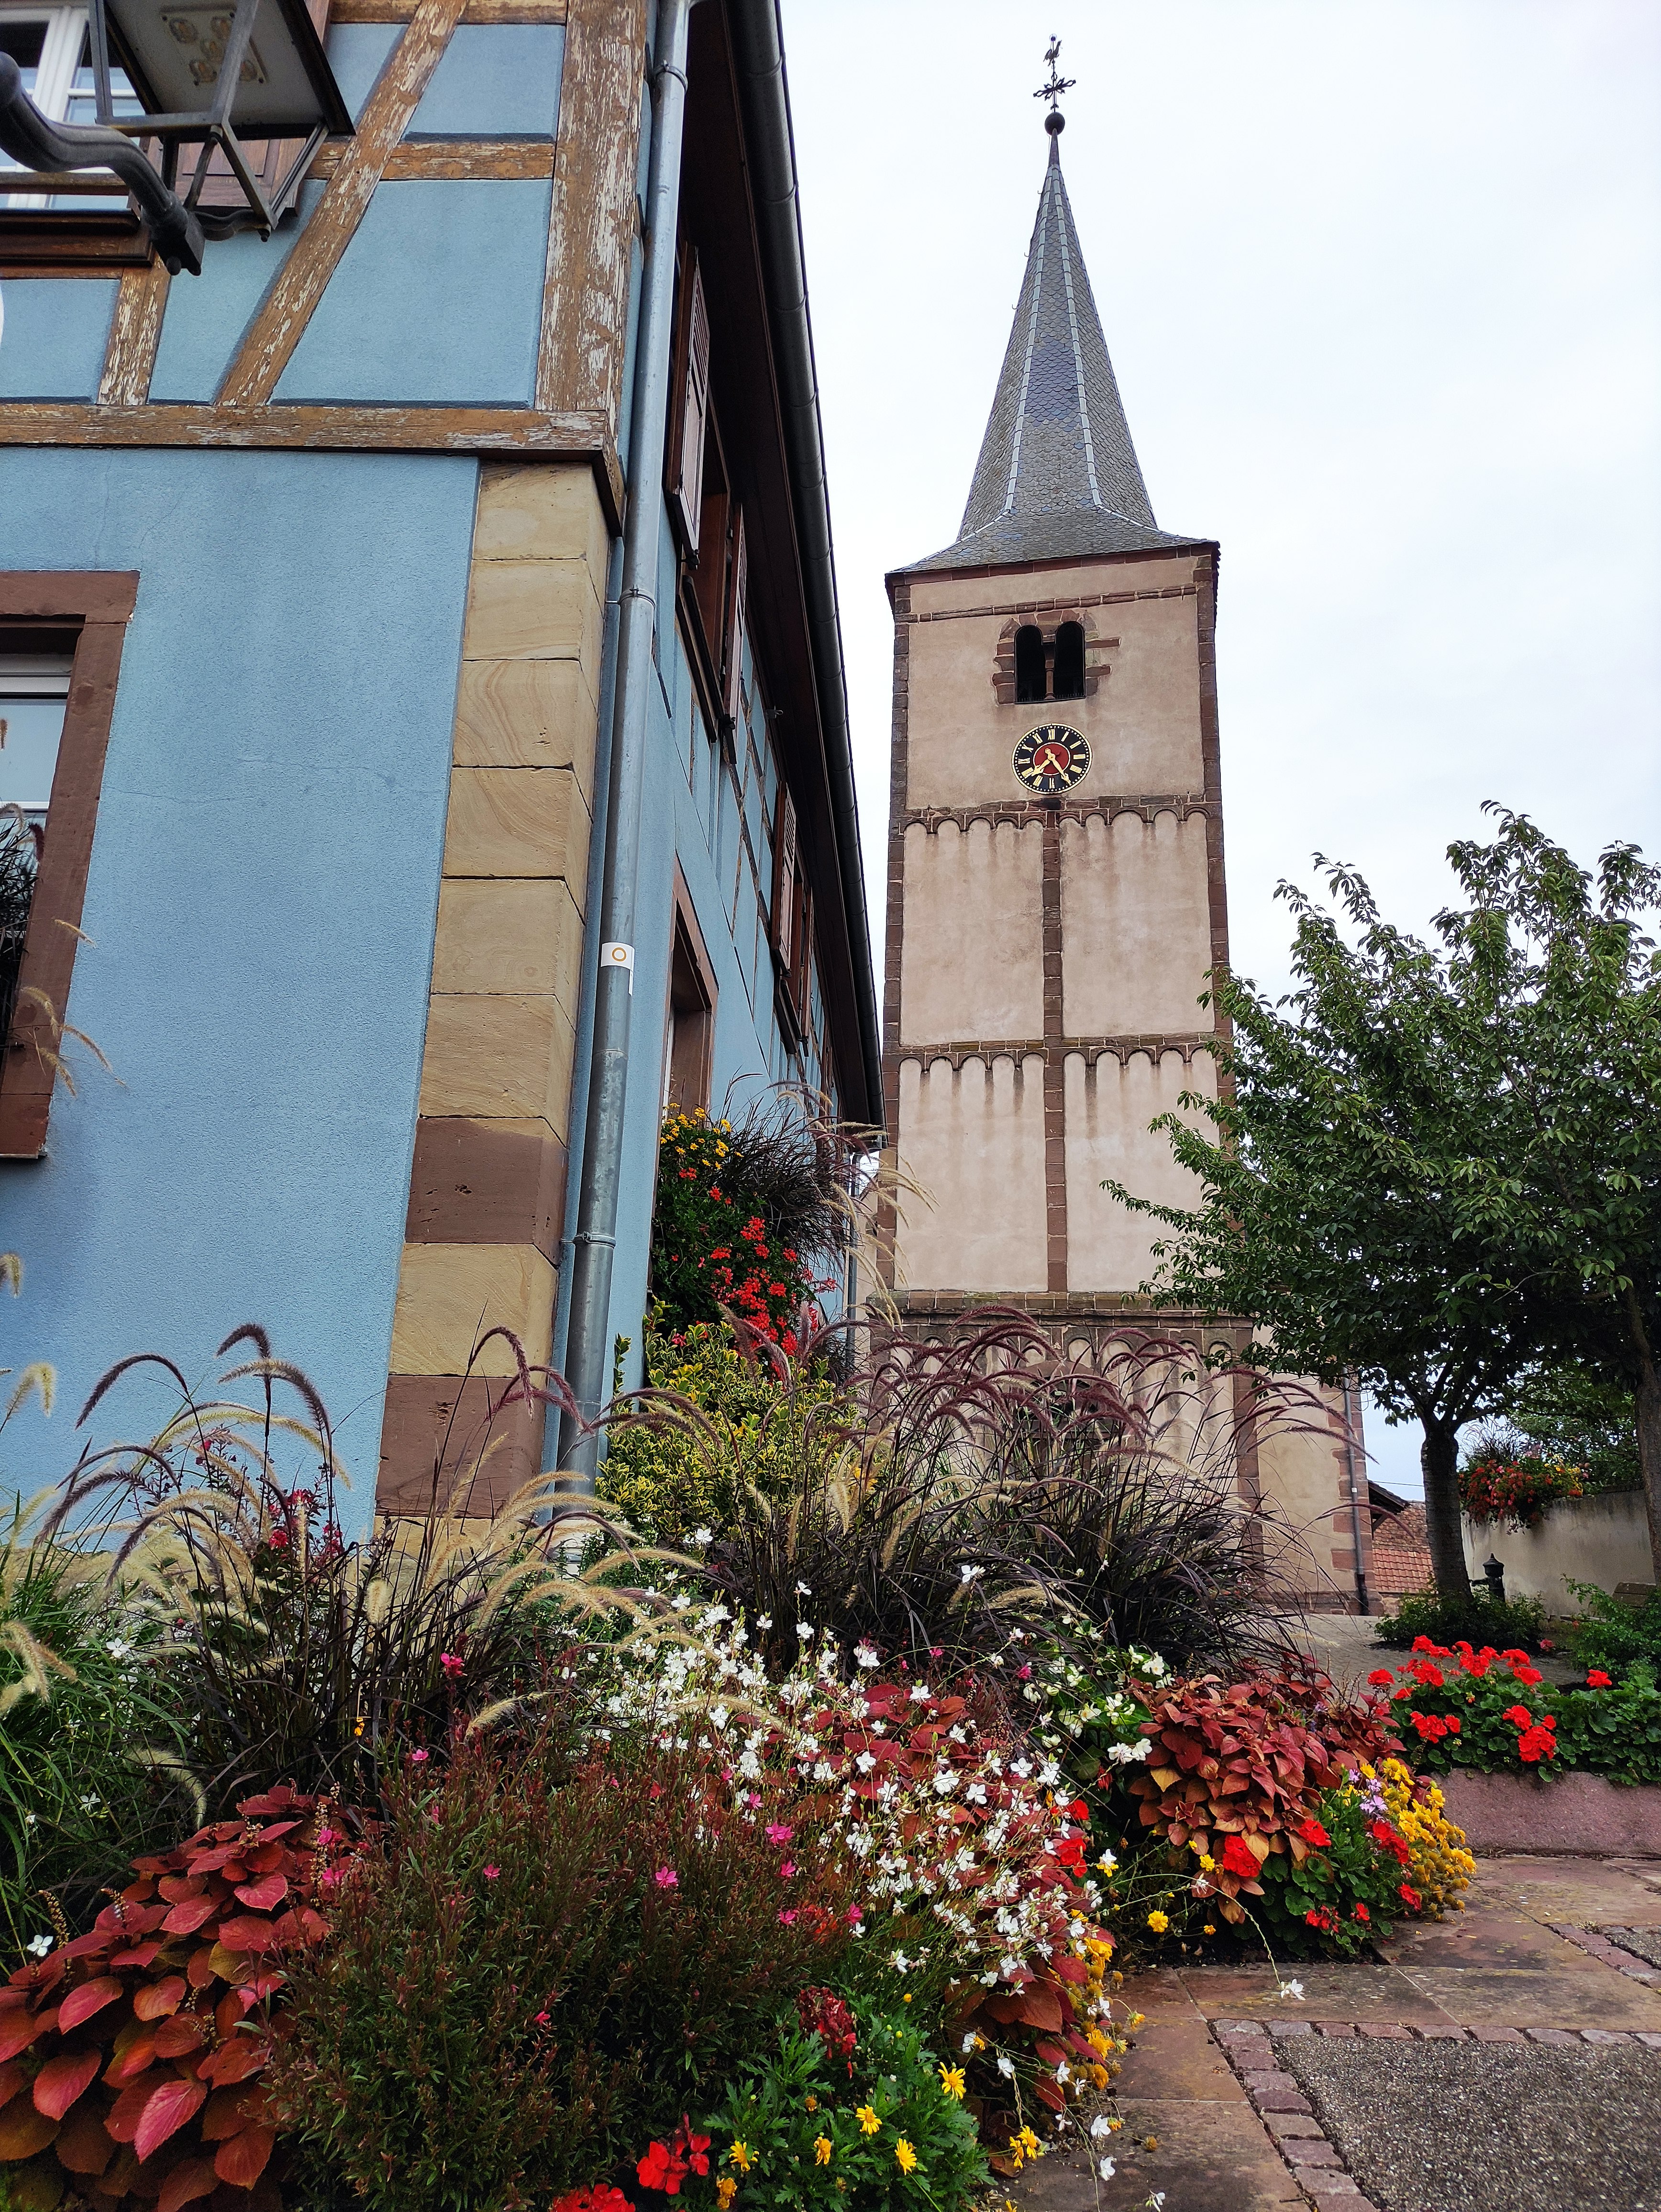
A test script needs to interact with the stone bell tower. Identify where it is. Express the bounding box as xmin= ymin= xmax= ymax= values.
xmin=880 ymin=107 xmax=1371 ymax=1609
